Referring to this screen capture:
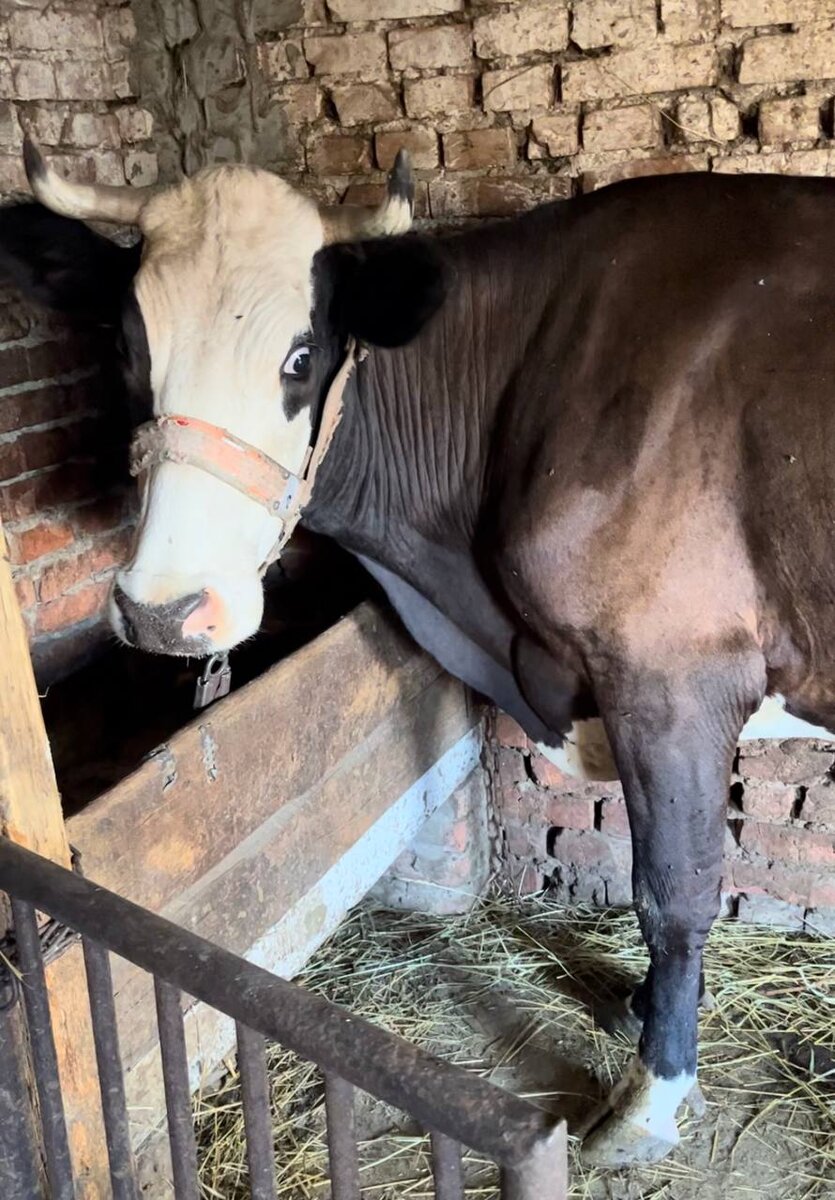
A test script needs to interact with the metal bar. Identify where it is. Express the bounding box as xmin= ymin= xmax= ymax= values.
xmin=0 ymin=838 xmax=555 ymax=1168
xmin=154 ymin=978 xmax=200 ymax=1200
xmin=500 ymin=1121 xmax=568 ymax=1200
xmin=236 ymin=1023 xmax=276 ymax=1200
xmin=431 ymin=1131 xmax=464 ymax=1200
xmin=324 ymin=1073 xmax=360 ymax=1200
xmin=0 ymin=991 xmax=46 ymax=1199
xmin=9 ymin=898 xmax=74 ymax=1200
xmin=81 ymin=936 xmax=139 ymax=1200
